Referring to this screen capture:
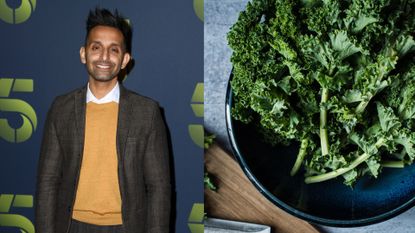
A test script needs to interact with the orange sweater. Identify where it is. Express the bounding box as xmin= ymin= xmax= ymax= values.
xmin=72 ymin=102 xmax=122 ymax=225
